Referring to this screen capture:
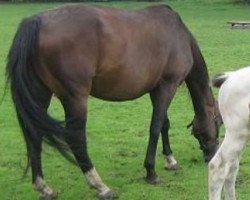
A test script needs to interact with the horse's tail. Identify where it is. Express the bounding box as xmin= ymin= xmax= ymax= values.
xmin=6 ymin=16 xmax=75 ymax=164
xmin=212 ymin=73 xmax=231 ymax=88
